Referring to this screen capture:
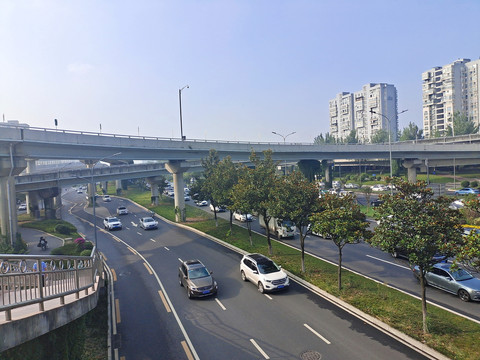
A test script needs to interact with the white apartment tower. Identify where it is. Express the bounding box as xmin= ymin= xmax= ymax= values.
xmin=329 ymin=83 xmax=398 ymax=143
xmin=422 ymin=58 xmax=480 ymax=138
